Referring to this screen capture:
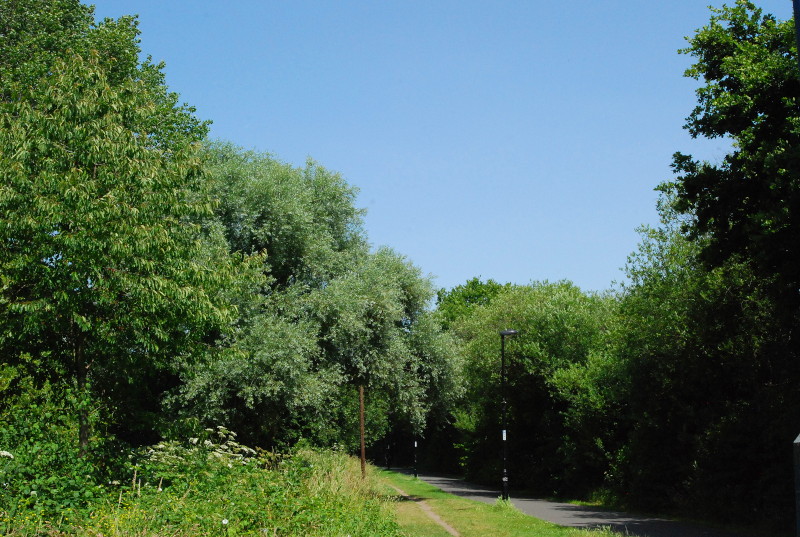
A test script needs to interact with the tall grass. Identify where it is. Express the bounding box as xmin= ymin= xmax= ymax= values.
xmin=1 ymin=429 xmax=401 ymax=537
